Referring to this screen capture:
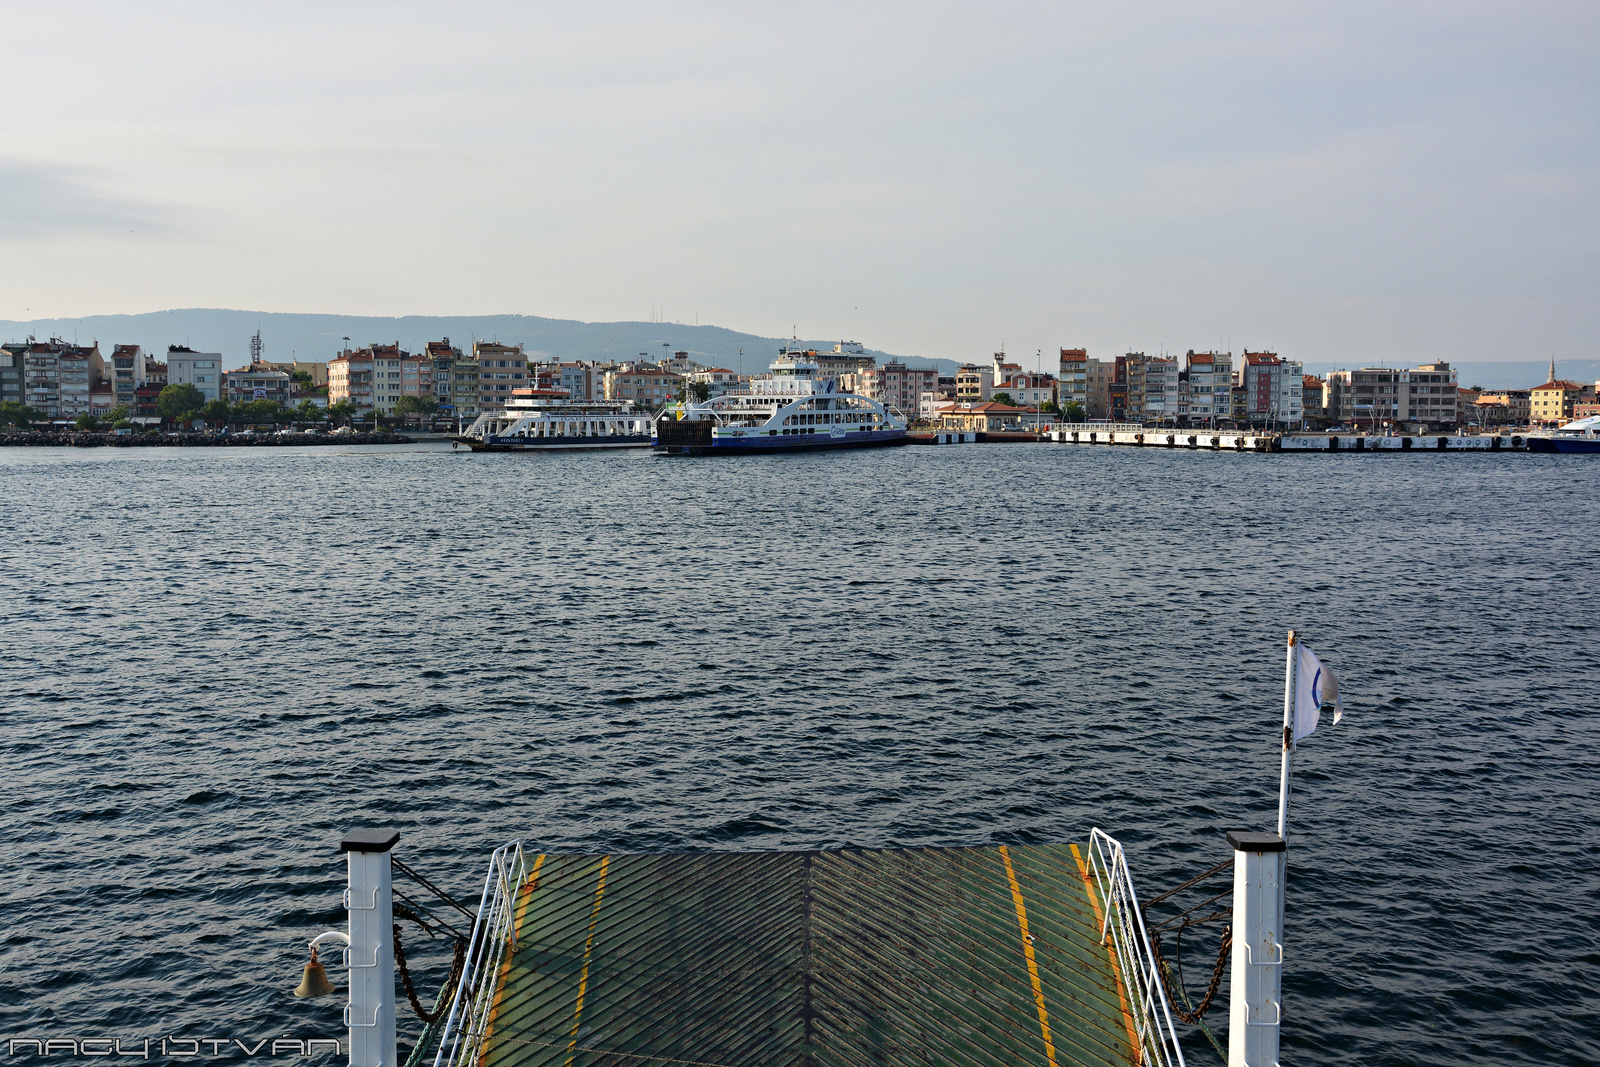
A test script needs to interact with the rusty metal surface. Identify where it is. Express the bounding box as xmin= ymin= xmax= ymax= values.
xmin=478 ymin=844 xmax=1137 ymax=1067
